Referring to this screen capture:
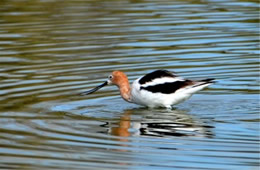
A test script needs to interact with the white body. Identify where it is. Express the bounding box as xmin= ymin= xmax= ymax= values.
xmin=131 ymin=77 xmax=212 ymax=108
